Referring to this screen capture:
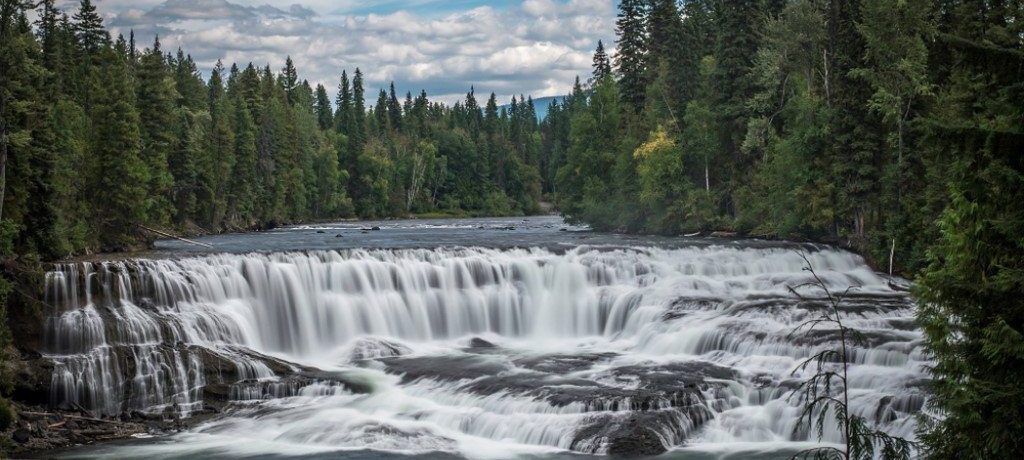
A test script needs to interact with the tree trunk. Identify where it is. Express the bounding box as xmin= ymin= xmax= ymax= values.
xmin=0 ymin=96 xmax=7 ymax=221
xmin=704 ymin=157 xmax=710 ymax=192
